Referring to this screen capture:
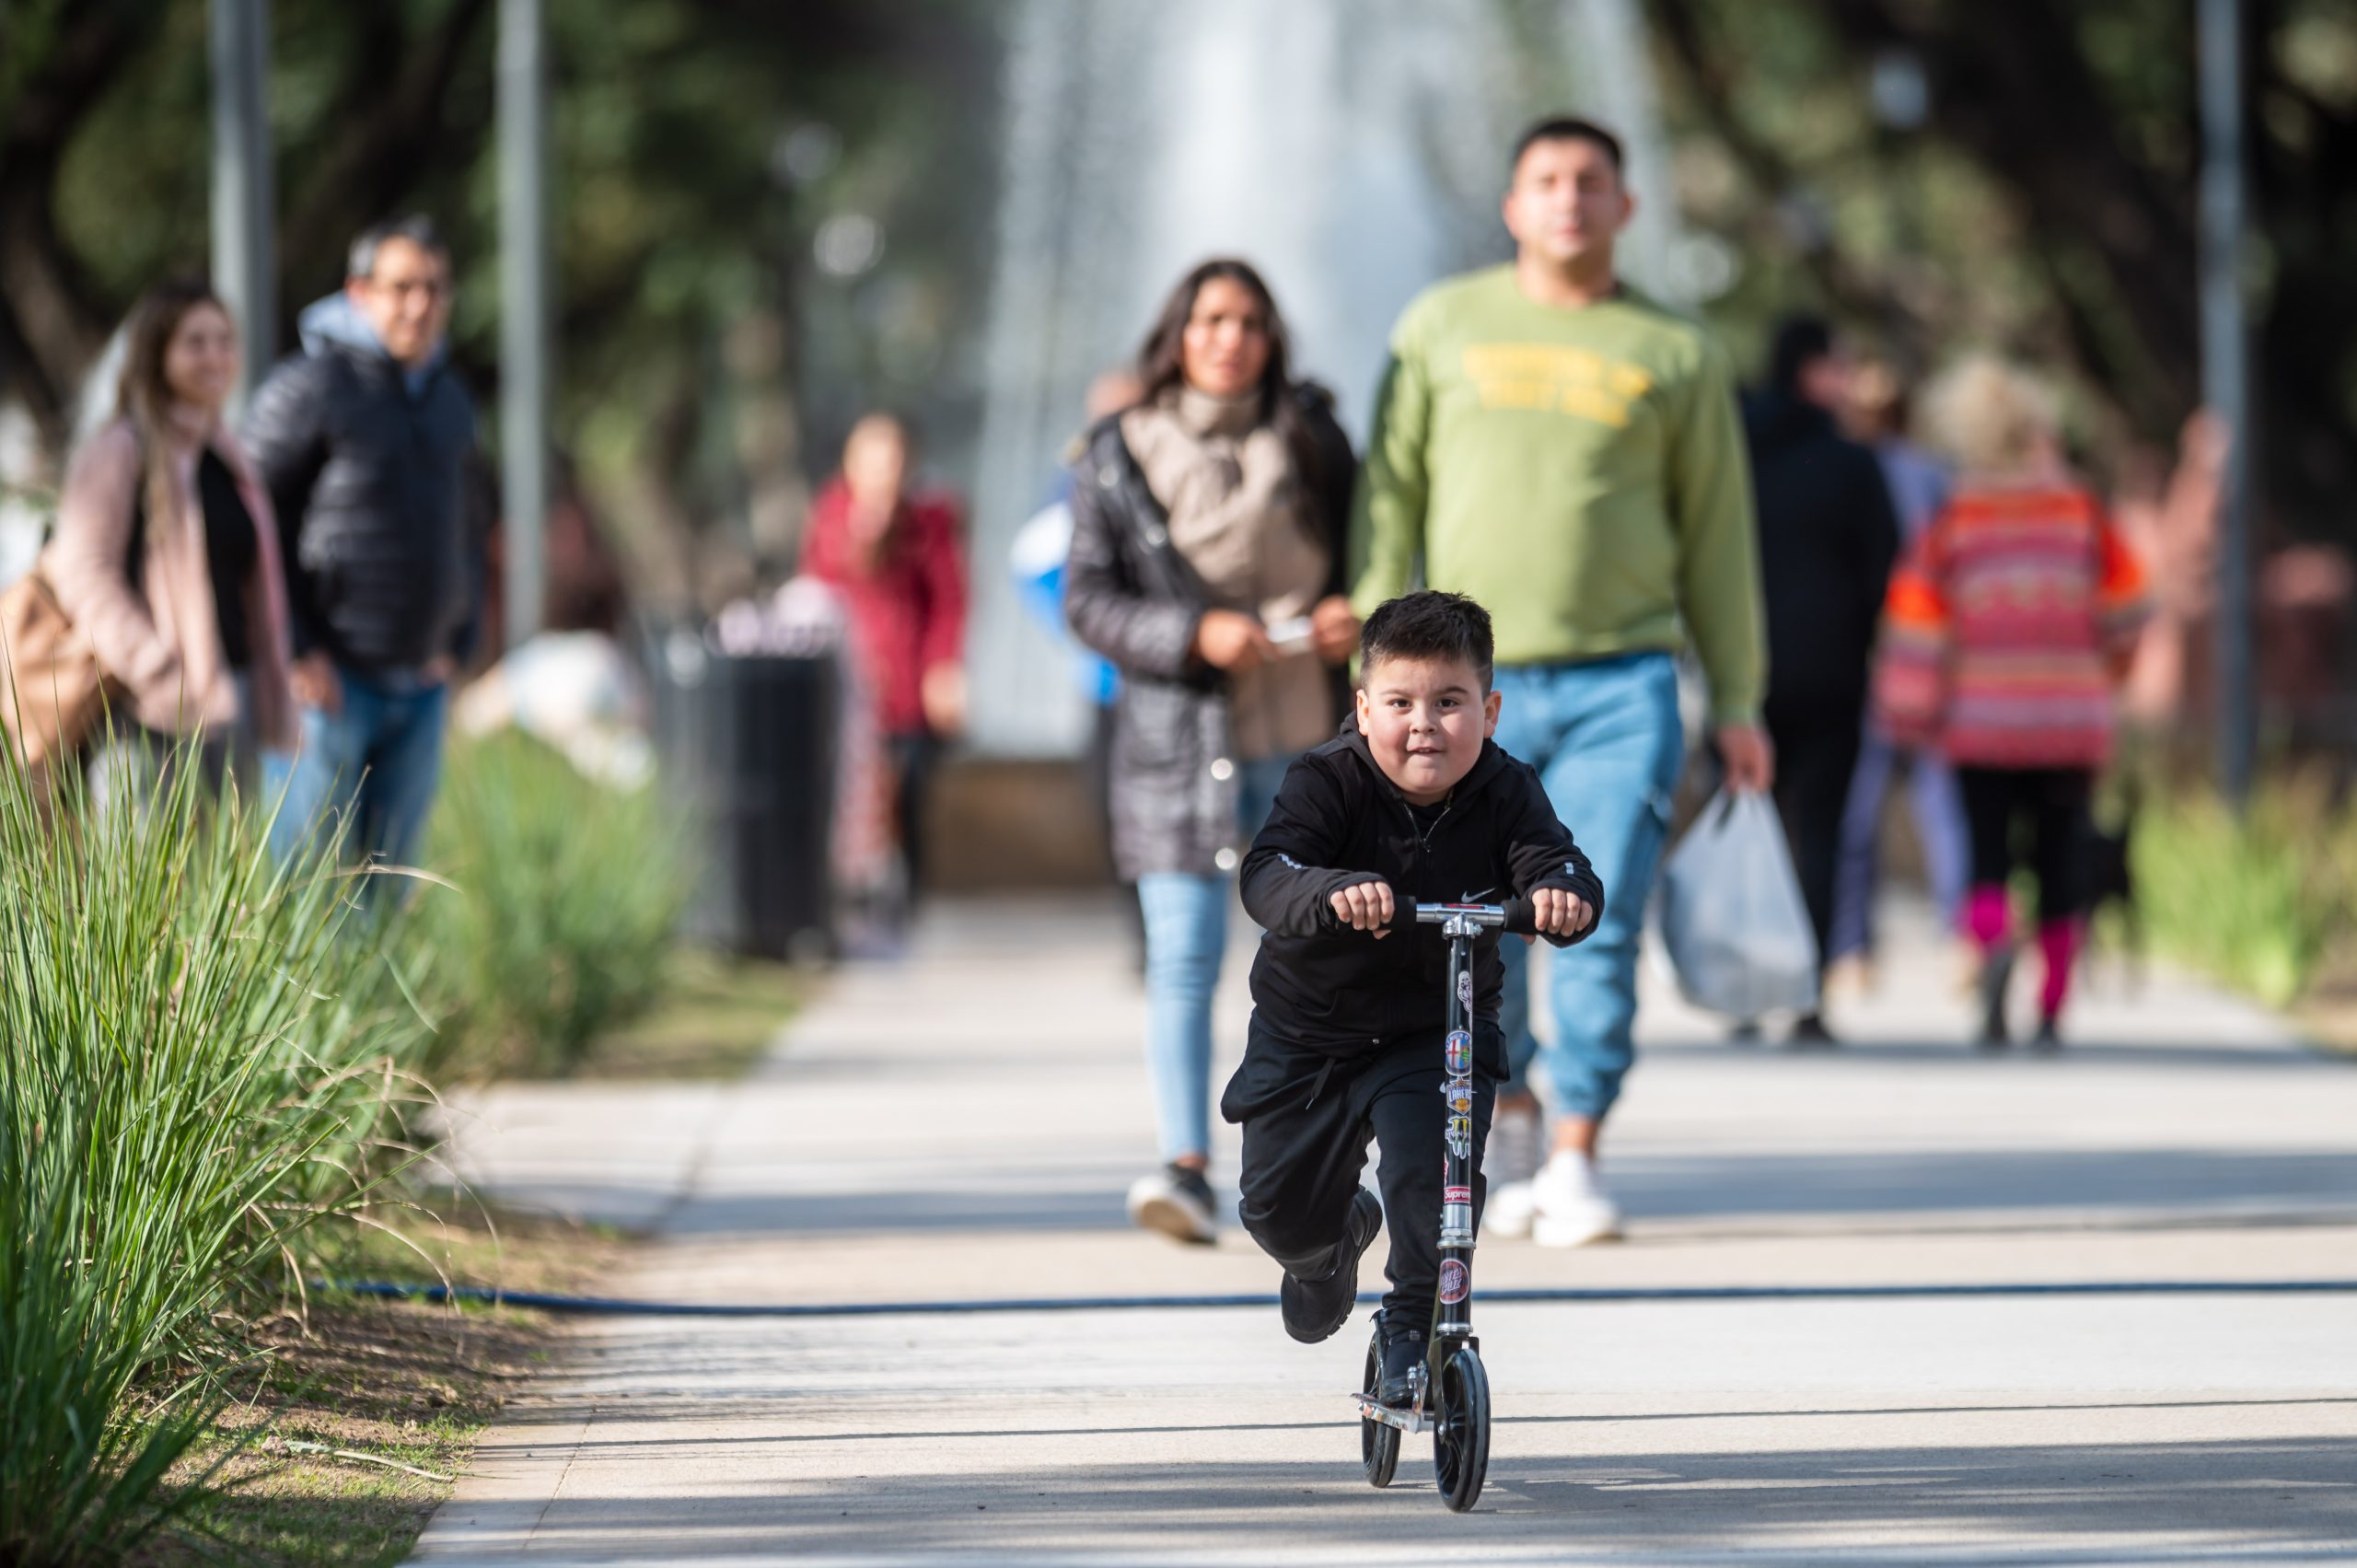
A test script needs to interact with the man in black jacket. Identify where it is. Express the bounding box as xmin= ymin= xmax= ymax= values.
xmin=249 ymin=215 xmax=483 ymax=872
xmin=1226 ymin=591 xmax=1602 ymax=1406
xmin=1744 ymin=316 xmax=1901 ymax=1041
